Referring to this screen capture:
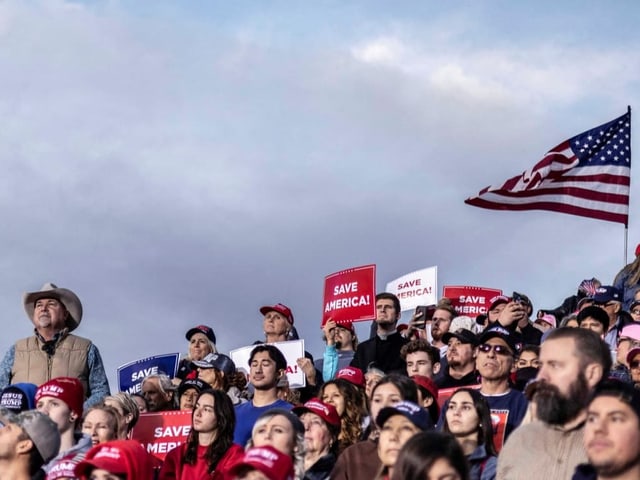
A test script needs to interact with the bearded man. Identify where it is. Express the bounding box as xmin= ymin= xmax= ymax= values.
xmin=497 ymin=328 xmax=611 ymax=480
